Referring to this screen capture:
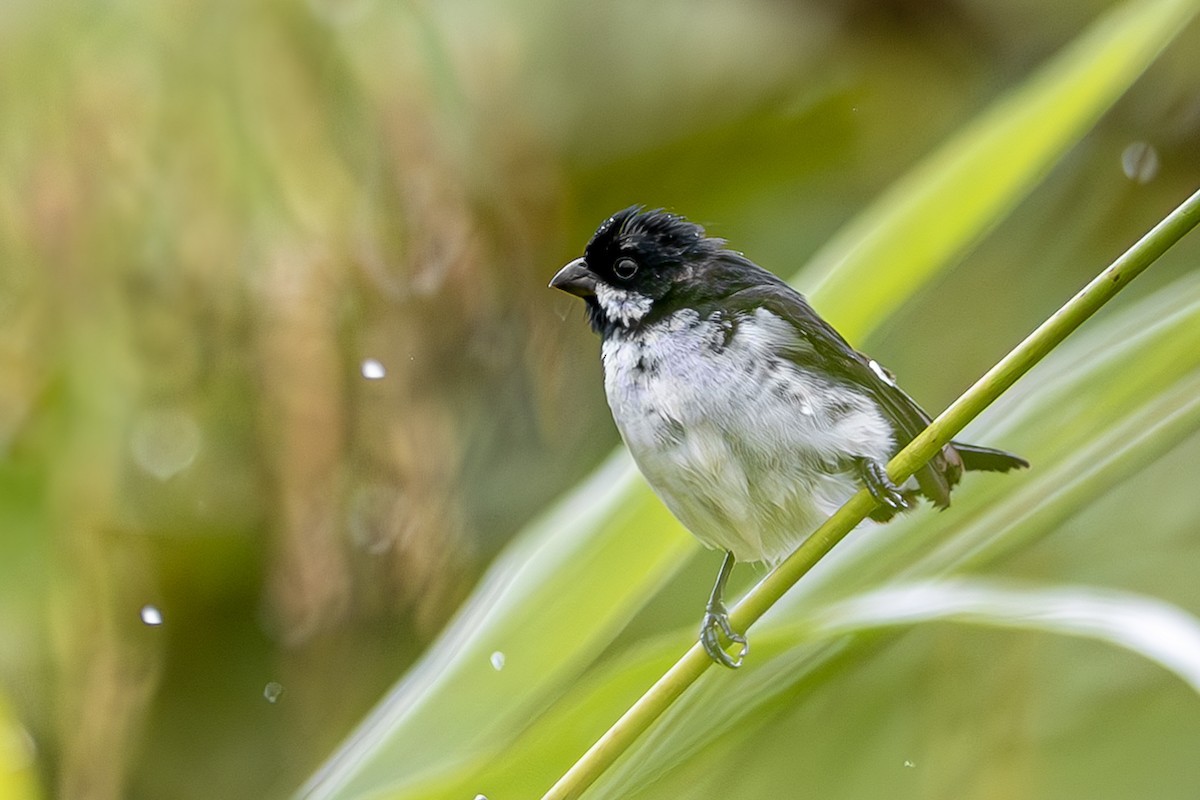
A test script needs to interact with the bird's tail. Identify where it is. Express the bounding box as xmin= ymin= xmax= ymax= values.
xmin=952 ymin=442 xmax=1029 ymax=473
